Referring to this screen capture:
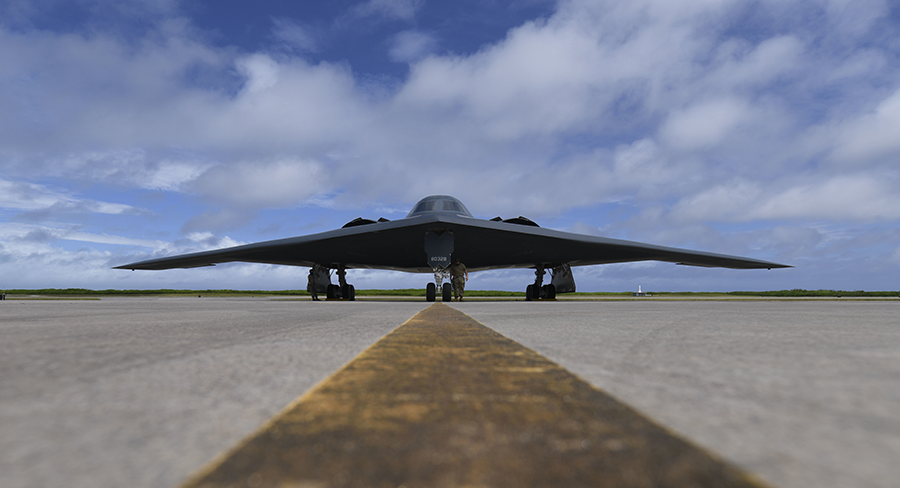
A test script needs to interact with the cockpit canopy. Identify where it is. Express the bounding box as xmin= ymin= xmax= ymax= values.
xmin=406 ymin=195 xmax=474 ymax=218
